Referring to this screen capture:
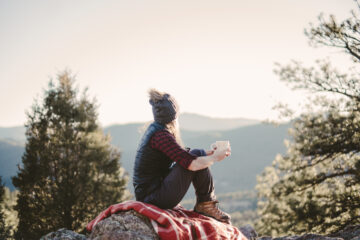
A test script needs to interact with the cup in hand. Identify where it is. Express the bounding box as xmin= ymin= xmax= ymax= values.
xmin=216 ymin=140 xmax=230 ymax=151
xmin=212 ymin=140 xmax=231 ymax=160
